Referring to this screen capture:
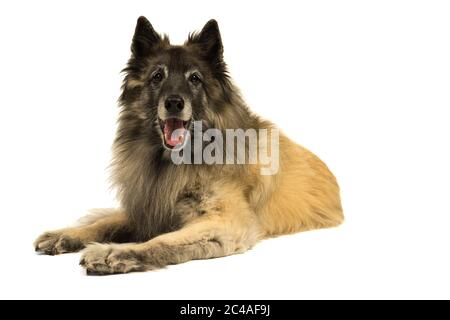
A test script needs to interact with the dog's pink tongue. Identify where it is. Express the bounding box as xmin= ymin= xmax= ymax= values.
xmin=164 ymin=119 xmax=186 ymax=147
